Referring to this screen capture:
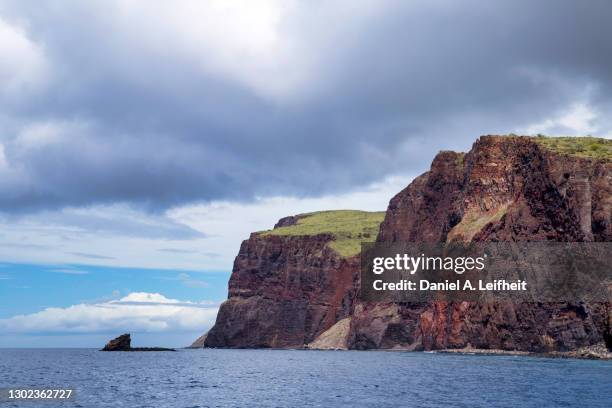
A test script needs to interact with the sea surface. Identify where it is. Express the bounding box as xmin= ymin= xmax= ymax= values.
xmin=0 ymin=348 xmax=610 ymax=407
